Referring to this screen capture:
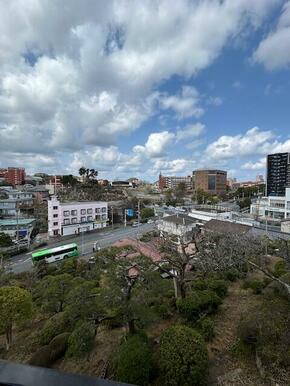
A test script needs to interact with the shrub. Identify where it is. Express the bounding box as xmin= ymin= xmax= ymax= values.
xmin=207 ymin=279 xmax=228 ymax=298
xmin=29 ymin=333 xmax=70 ymax=367
xmin=177 ymin=290 xmax=222 ymax=321
xmin=159 ymin=325 xmax=208 ymax=386
xmin=115 ymin=333 xmax=152 ymax=386
xmin=223 ymin=268 xmax=240 ymax=282
xmin=197 ymin=317 xmax=215 ymax=342
xmin=38 ymin=312 xmax=69 ymax=345
xmin=242 ymin=279 xmax=264 ymax=294
xmin=238 ymin=298 xmax=290 ymax=370
xmin=66 ymin=321 xmax=95 ymax=357
xmin=273 ymin=260 xmax=288 ymax=278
